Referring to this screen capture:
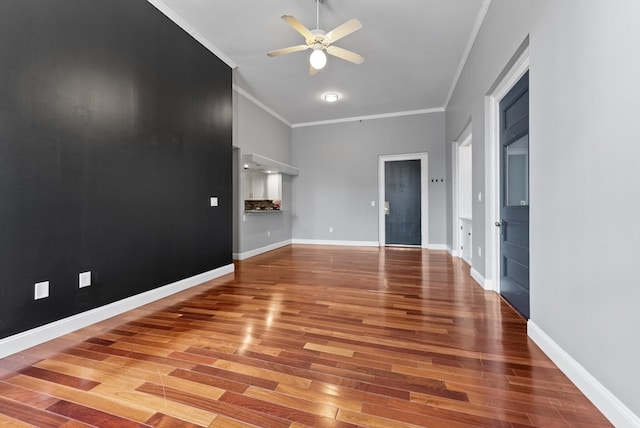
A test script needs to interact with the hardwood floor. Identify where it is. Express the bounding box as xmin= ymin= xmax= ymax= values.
xmin=0 ymin=245 xmax=611 ymax=427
